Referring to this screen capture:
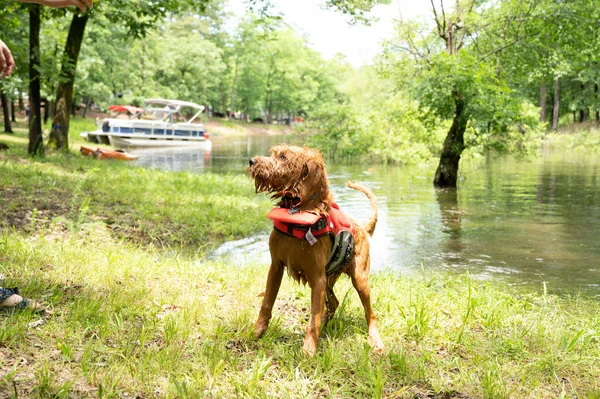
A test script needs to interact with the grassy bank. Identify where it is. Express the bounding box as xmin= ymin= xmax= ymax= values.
xmin=0 ymin=130 xmax=271 ymax=248
xmin=543 ymin=121 xmax=600 ymax=151
xmin=1 ymin=231 xmax=599 ymax=398
xmin=205 ymin=118 xmax=301 ymax=137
